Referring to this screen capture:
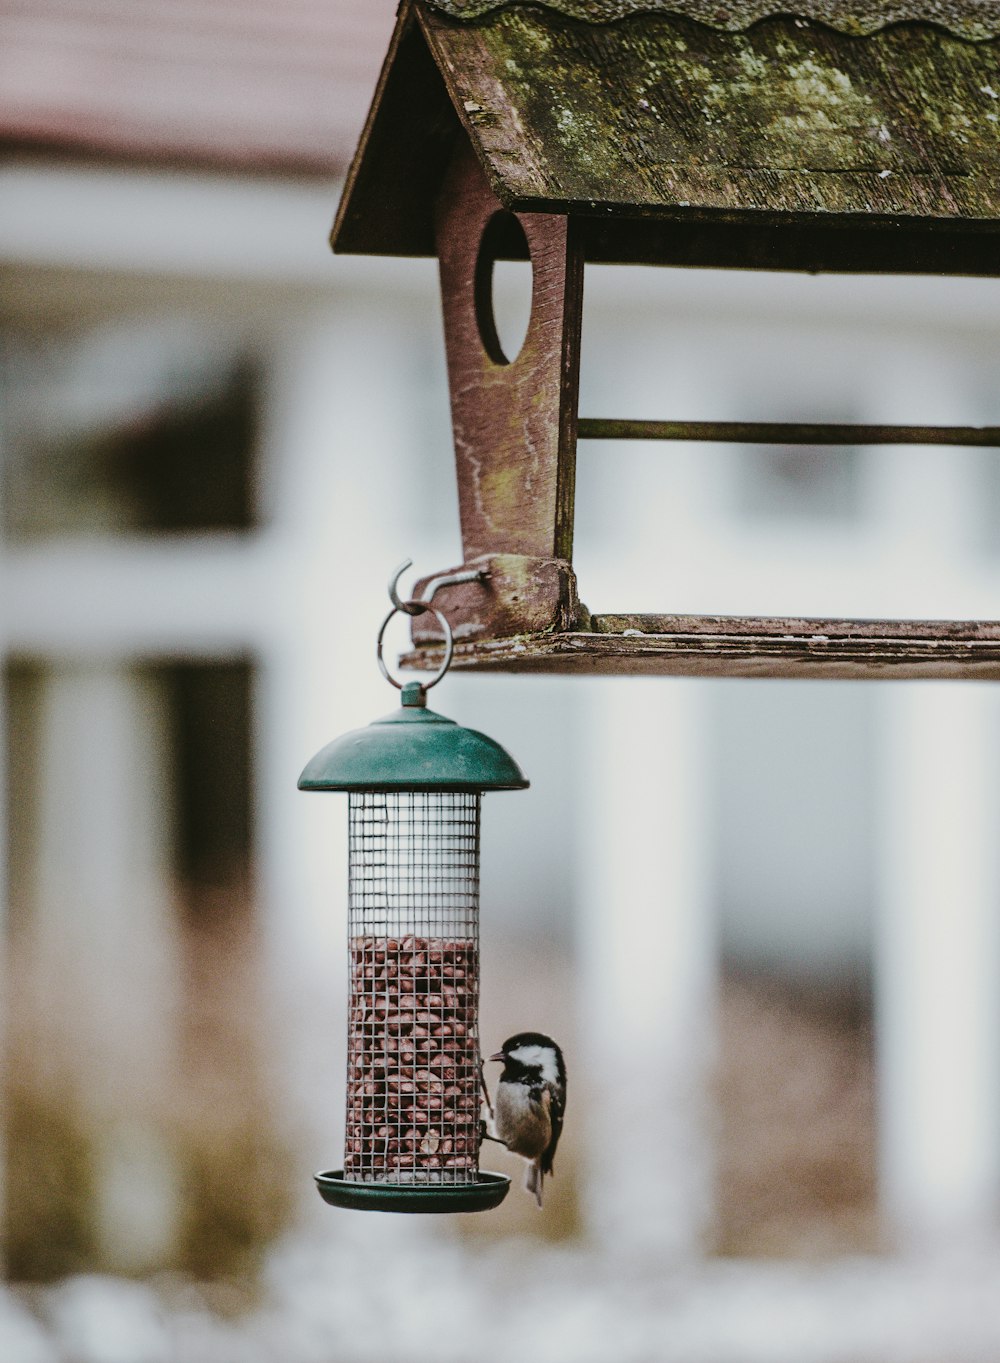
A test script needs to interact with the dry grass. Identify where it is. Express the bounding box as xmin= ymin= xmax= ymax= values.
xmin=5 ymin=900 xmax=881 ymax=1283
xmin=3 ymin=882 xmax=294 ymax=1285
